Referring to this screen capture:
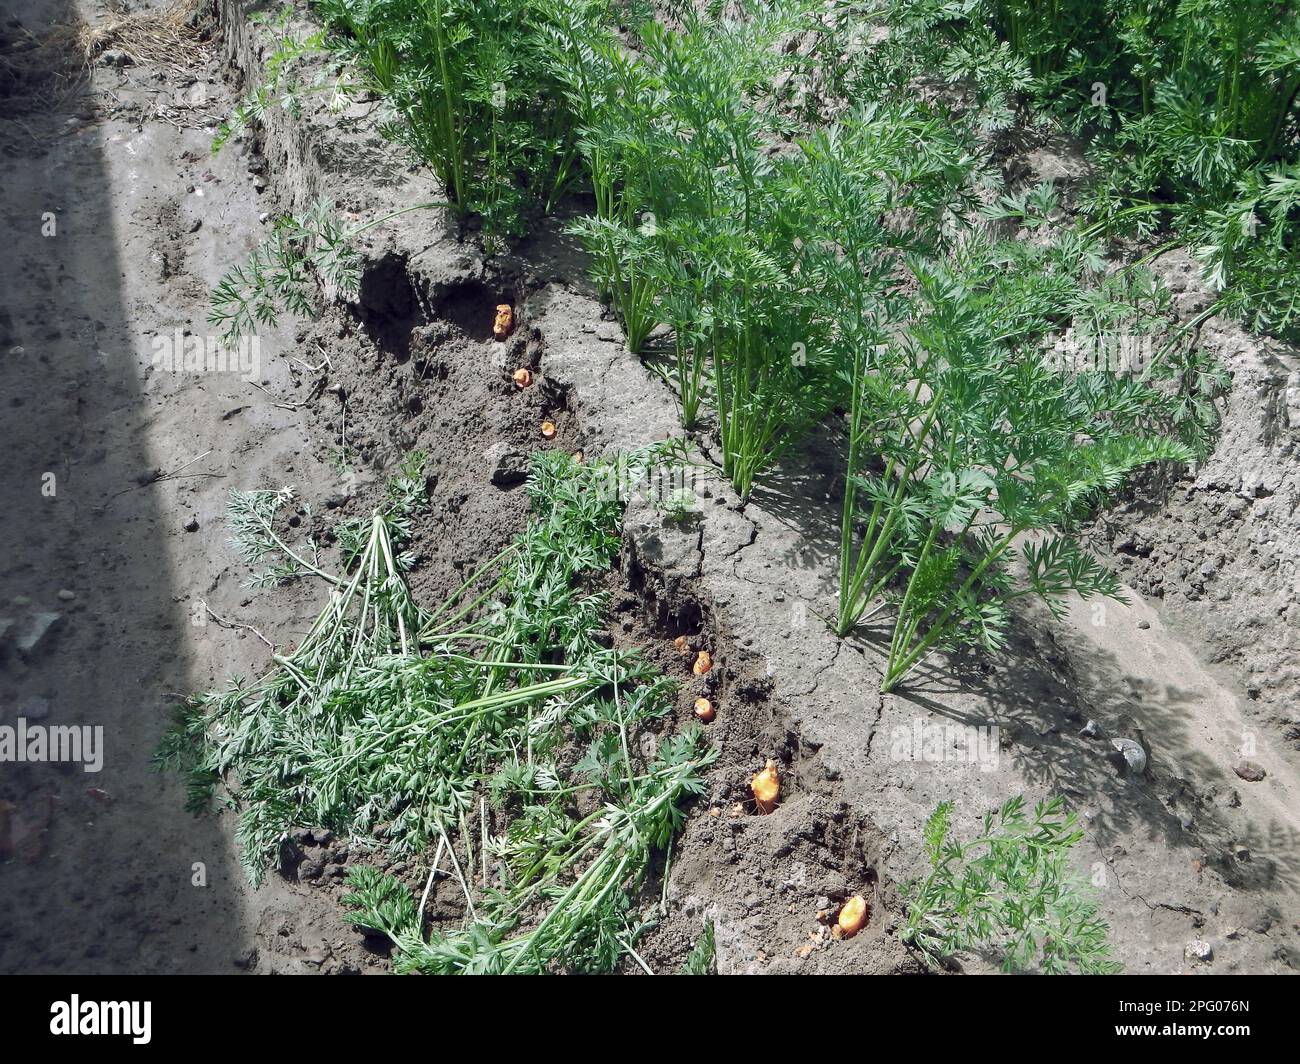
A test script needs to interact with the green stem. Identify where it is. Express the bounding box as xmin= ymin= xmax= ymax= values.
xmin=883 ymin=528 xmax=1020 ymax=692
